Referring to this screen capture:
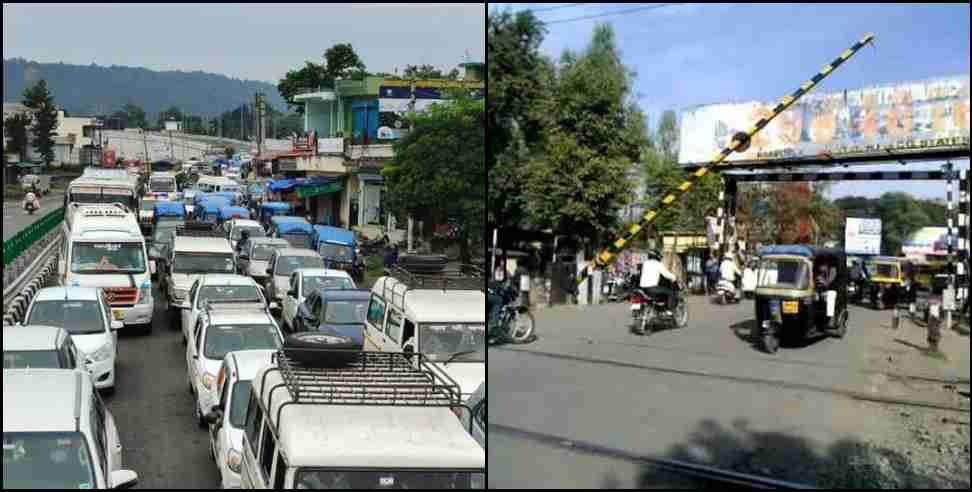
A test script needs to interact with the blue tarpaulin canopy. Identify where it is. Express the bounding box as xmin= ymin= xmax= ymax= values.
xmin=153 ymin=201 xmax=185 ymax=220
xmin=260 ymin=202 xmax=292 ymax=212
xmin=268 ymin=179 xmax=298 ymax=192
xmin=313 ymin=225 xmax=356 ymax=247
xmin=272 ymin=216 xmax=313 ymax=235
xmin=218 ymin=206 xmax=251 ymax=220
xmin=268 ymin=176 xmax=341 ymax=193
